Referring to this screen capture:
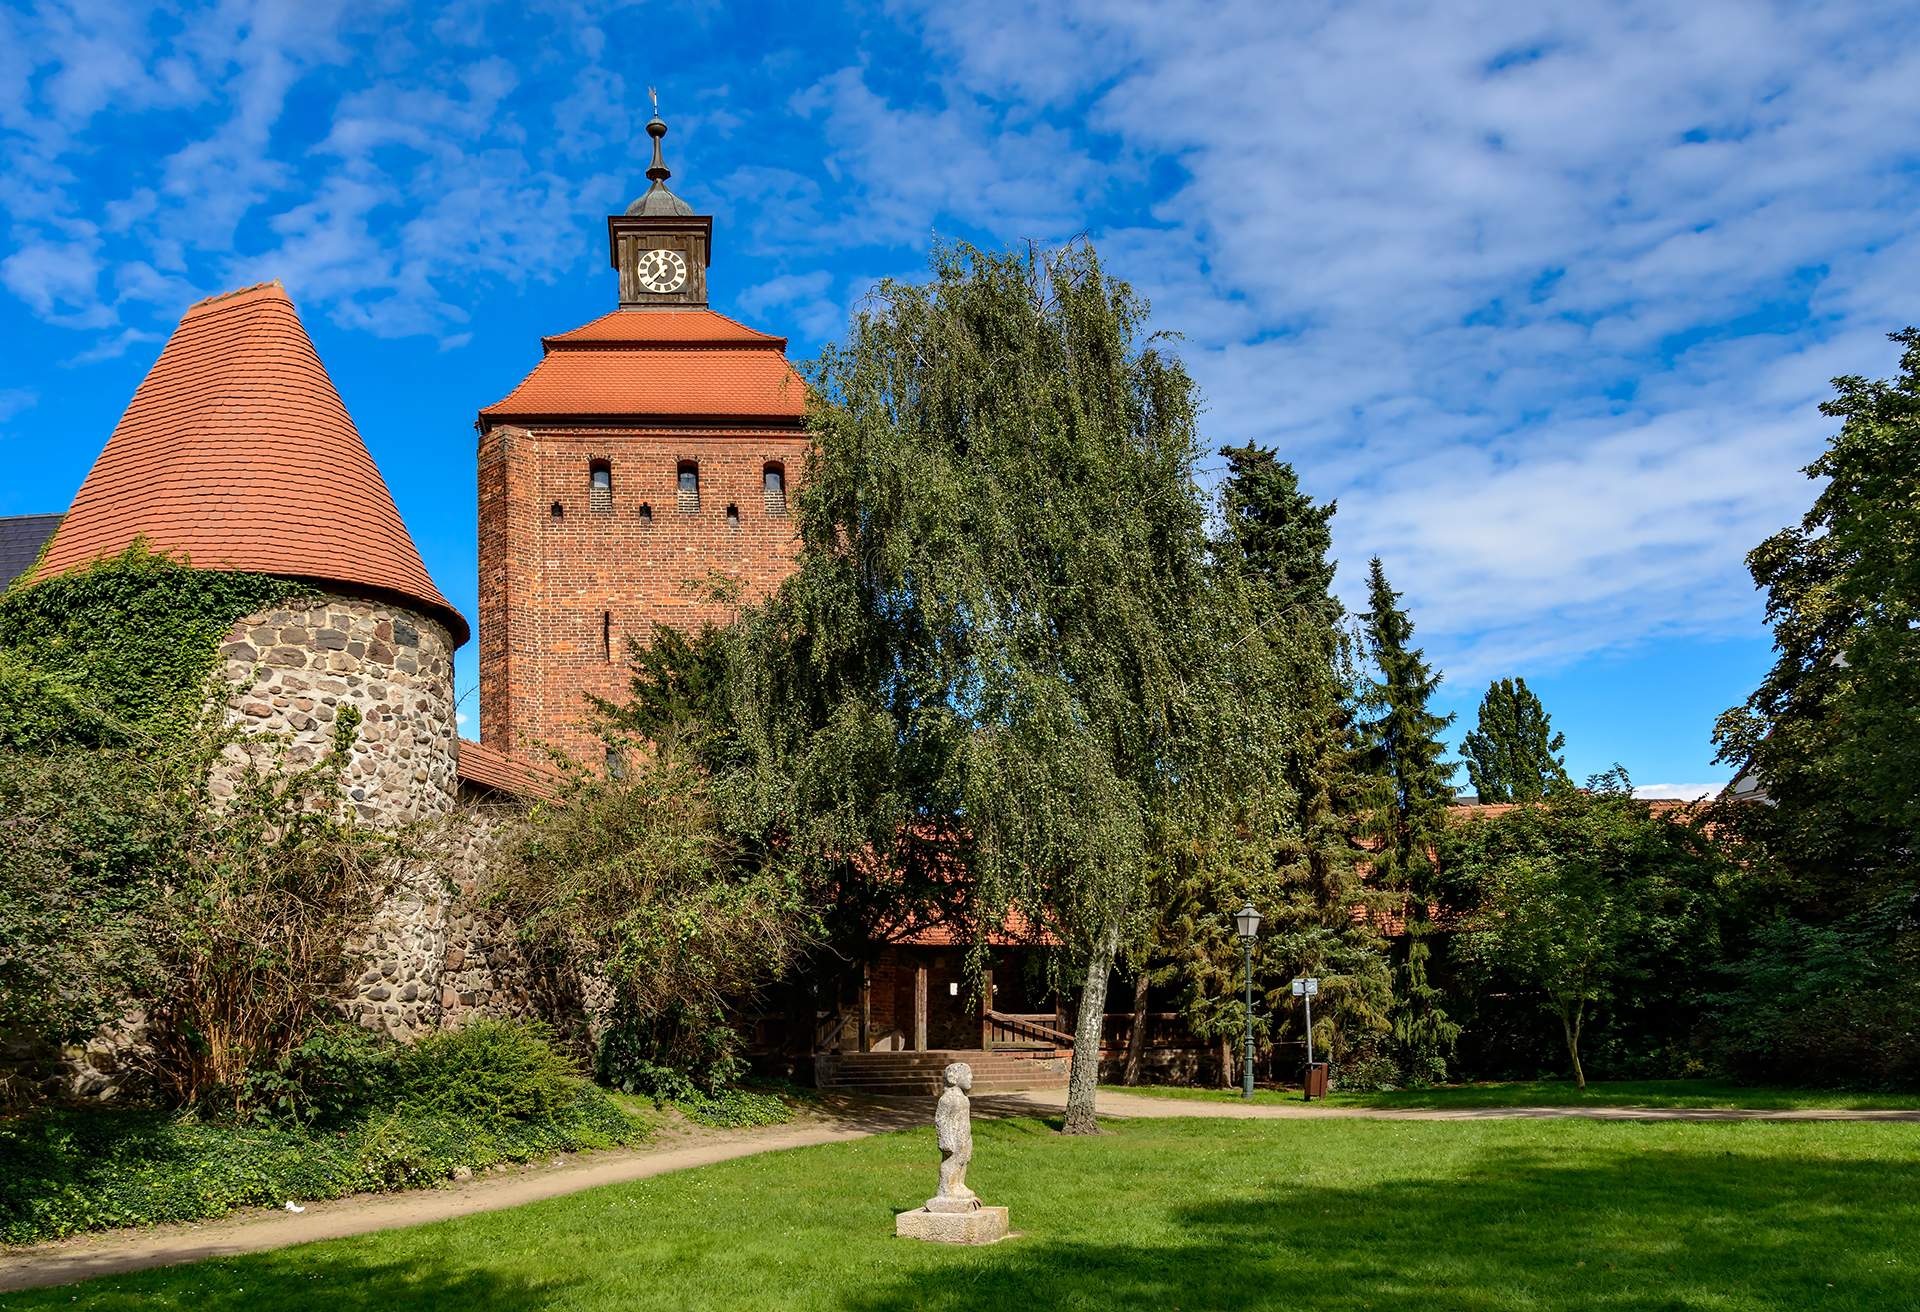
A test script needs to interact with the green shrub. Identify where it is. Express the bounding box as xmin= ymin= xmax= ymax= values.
xmin=243 ymin=1023 xmax=404 ymax=1128
xmin=0 ymin=1085 xmax=646 ymax=1245
xmin=399 ymin=1021 xmax=583 ymax=1124
xmin=671 ymin=1086 xmax=792 ymax=1129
